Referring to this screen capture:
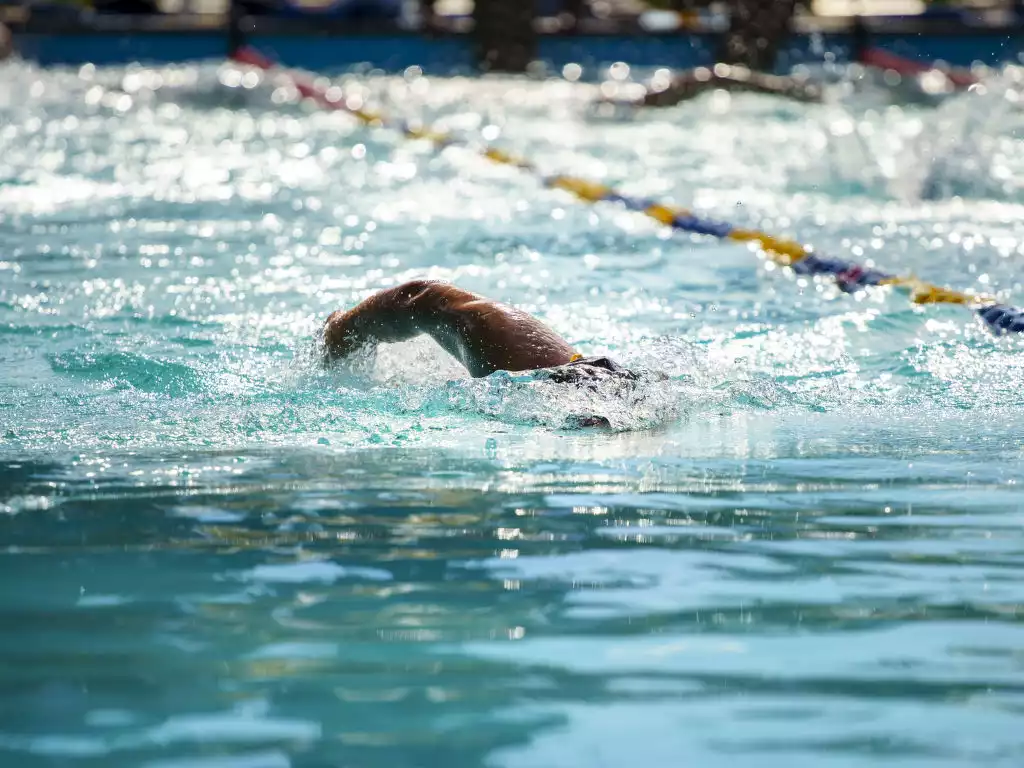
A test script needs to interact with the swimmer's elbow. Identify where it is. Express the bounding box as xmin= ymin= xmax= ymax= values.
xmin=391 ymin=279 xmax=454 ymax=311
xmin=394 ymin=278 xmax=448 ymax=295
xmin=389 ymin=279 xmax=475 ymax=328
